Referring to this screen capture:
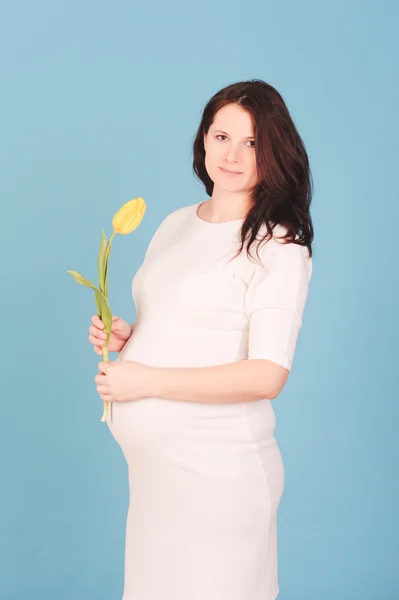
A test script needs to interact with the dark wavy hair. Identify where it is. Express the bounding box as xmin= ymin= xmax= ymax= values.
xmin=192 ymin=79 xmax=314 ymax=263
